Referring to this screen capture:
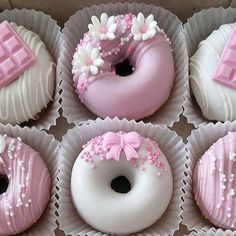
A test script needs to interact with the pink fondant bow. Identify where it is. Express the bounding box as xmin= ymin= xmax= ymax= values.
xmin=103 ymin=132 xmax=141 ymax=161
